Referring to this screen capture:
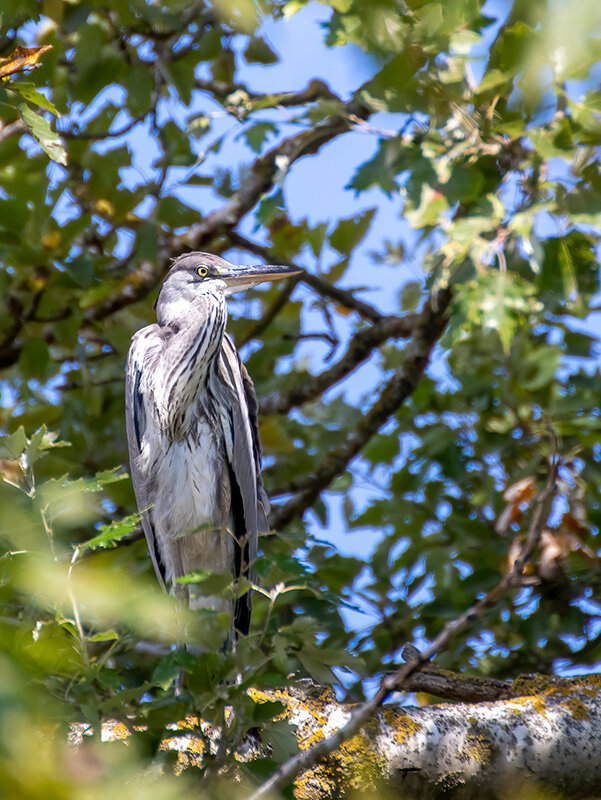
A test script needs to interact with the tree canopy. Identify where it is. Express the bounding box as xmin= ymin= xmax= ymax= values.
xmin=0 ymin=0 xmax=601 ymax=797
